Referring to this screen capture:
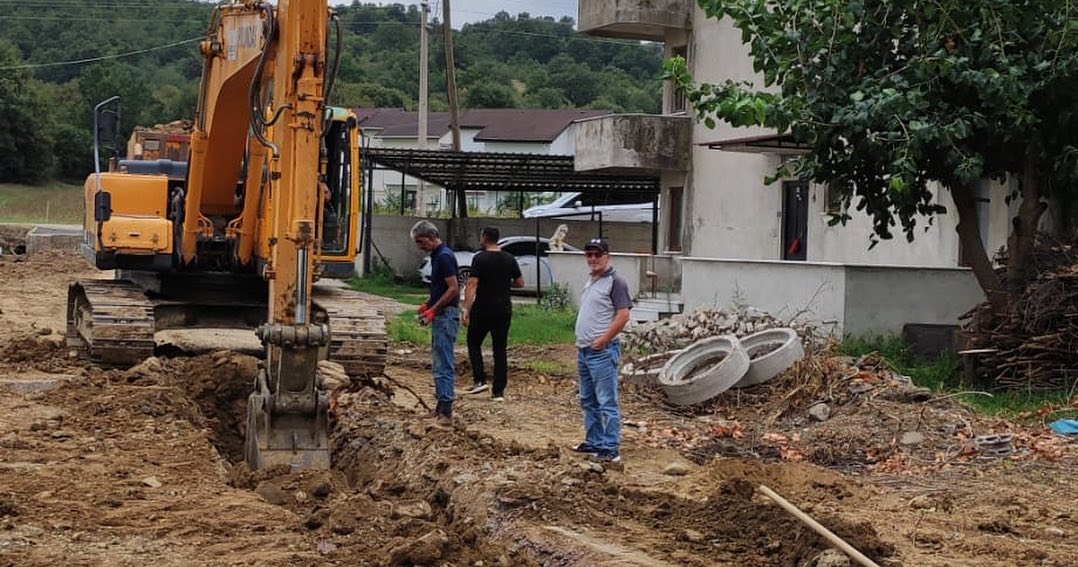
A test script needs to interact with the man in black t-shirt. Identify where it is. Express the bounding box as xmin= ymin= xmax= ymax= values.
xmin=461 ymin=226 xmax=523 ymax=401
